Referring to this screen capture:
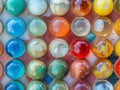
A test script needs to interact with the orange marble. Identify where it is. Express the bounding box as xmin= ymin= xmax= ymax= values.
xmin=115 ymin=19 xmax=120 ymax=35
xmin=115 ymin=80 xmax=120 ymax=90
